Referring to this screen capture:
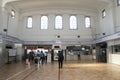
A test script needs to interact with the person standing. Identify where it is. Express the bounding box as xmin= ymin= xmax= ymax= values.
xmin=44 ymin=52 xmax=47 ymax=64
xmin=28 ymin=50 xmax=35 ymax=62
xmin=78 ymin=53 xmax=81 ymax=60
xmin=58 ymin=50 xmax=64 ymax=69
xmin=40 ymin=51 xmax=45 ymax=66
xmin=36 ymin=50 xmax=41 ymax=64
